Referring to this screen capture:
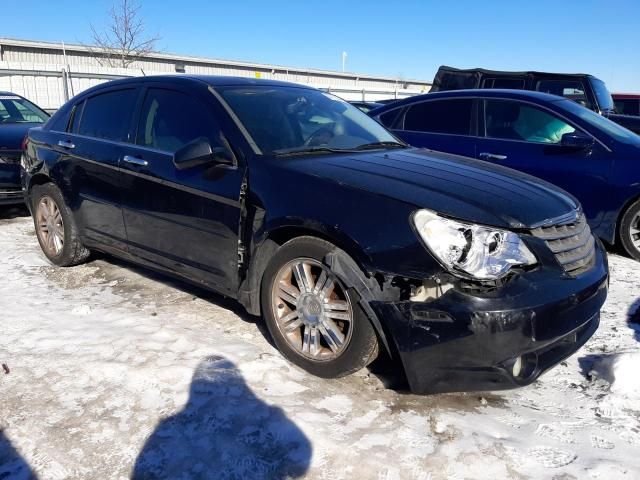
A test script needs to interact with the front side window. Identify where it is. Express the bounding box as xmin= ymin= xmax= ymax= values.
xmin=403 ymin=99 xmax=473 ymax=135
xmin=137 ymin=88 xmax=223 ymax=153
xmin=78 ymin=89 xmax=137 ymax=142
xmin=0 ymin=95 xmax=49 ymax=124
xmin=217 ymin=86 xmax=399 ymax=154
xmin=559 ymin=98 xmax=640 ymax=146
xmin=536 ymin=80 xmax=591 ymax=109
xmin=484 ymin=100 xmax=576 ymax=144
